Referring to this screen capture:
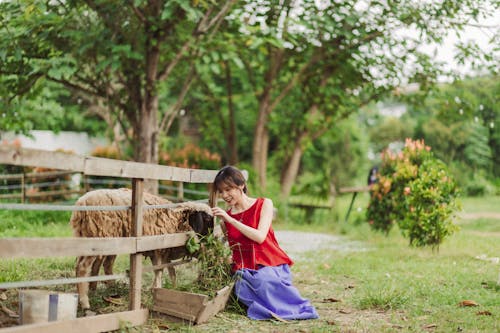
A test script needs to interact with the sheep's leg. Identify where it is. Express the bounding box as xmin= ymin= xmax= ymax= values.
xmin=89 ymin=256 xmax=104 ymax=291
xmin=167 ymin=265 xmax=177 ymax=288
xmin=103 ymin=255 xmax=117 ymax=286
xmin=151 ymin=254 xmax=164 ymax=289
xmin=76 ymin=256 xmax=96 ymax=310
